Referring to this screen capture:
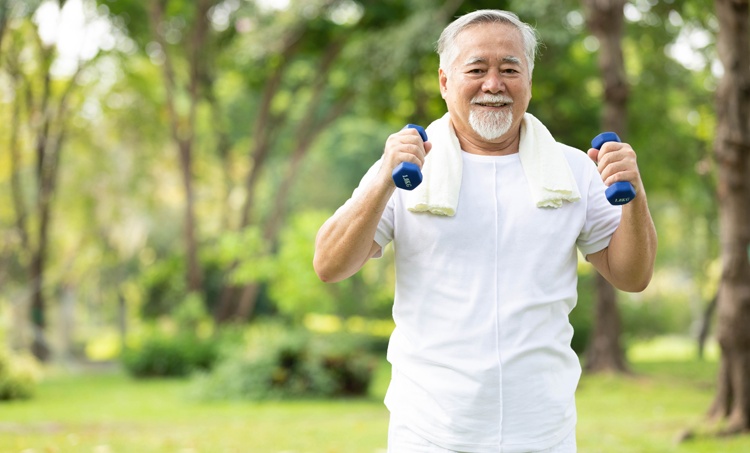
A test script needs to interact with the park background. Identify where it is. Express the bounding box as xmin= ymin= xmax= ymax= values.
xmin=1 ymin=0 xmax=749 ymax=452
